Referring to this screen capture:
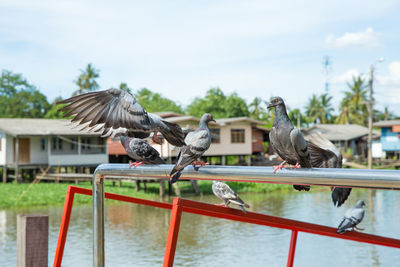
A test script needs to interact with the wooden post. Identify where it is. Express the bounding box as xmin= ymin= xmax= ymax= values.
xmin=143 ymin=181 xmax=147 ymax=191
xmin=172 ymin=183 xmax=181 ymax=197
xmin=191 ymin=180 xmax=200 ymax=195
xmin=159 ymin=181 xmax=165 ymax=197
xmin=15 ymin=136 xmax=20 ymax=183
xmin=136 ymin=180 xmax=141 ymax=191
xmin=3 ymin=166 xmax=7 ymax=183
xmin=118 ymin=179 xmax=122 ymax=187
xmin=17 ymin=214 xmax=48 ymax=267
xmin=168 ymin=182 xmax=172 ymax=195
xmin=221 ymin=155 xmax=226 ymax=166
